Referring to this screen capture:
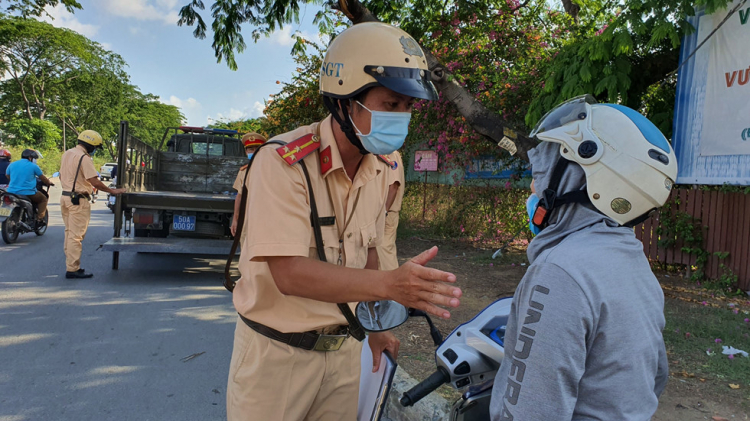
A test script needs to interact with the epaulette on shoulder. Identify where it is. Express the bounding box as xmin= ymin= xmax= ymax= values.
xmin=276 ymin=133 xmax=321 ymax=165
xmin=377 ymin=154 xmax=397 ymax=170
